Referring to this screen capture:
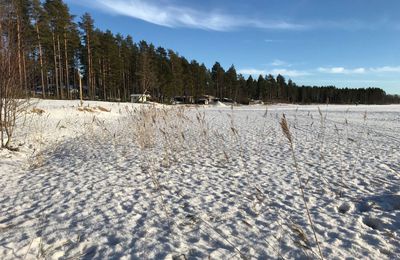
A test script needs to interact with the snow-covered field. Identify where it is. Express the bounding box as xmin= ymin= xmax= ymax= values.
xmin=1 ymin=100 xmax=399 ymax=259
